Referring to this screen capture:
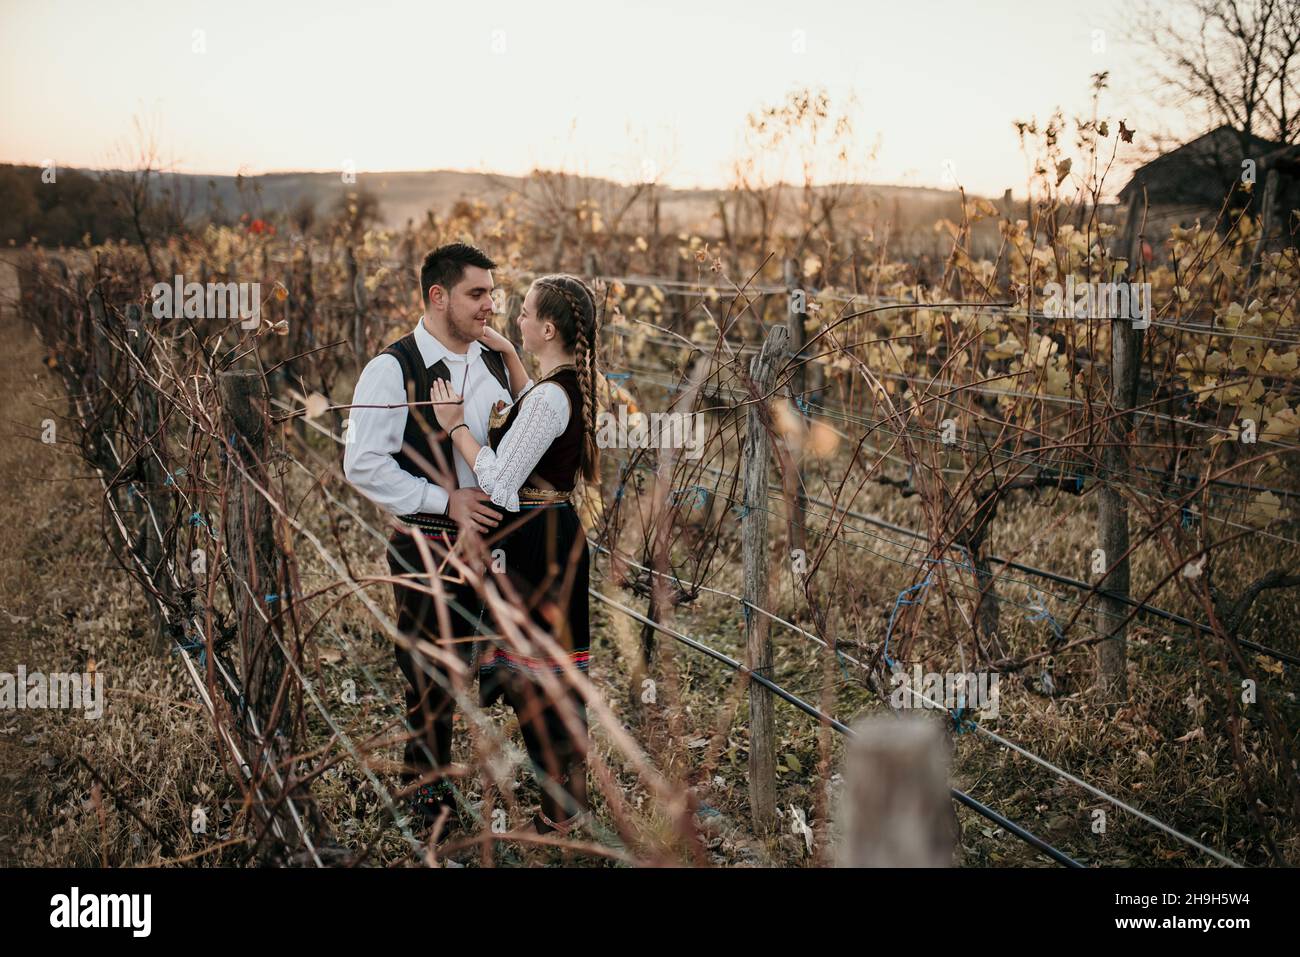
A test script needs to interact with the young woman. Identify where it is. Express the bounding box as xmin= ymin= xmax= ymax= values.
xmin=431 ymin=274 xmax=599 ymax=835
